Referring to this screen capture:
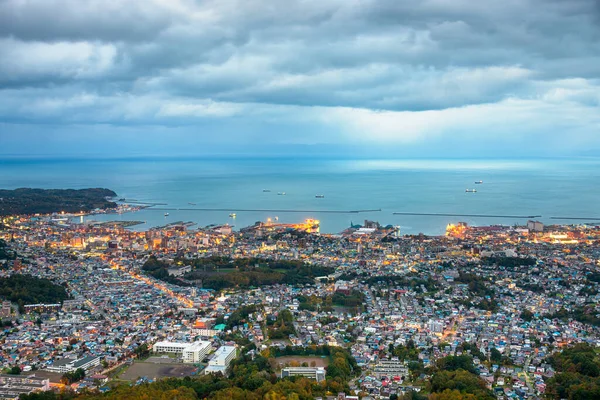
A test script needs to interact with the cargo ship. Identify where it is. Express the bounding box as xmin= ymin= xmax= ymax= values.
xmin=465 ymin=189 xmax=477 ymax=193
xmin=315 ymin=194 xmax=325 ymax=198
